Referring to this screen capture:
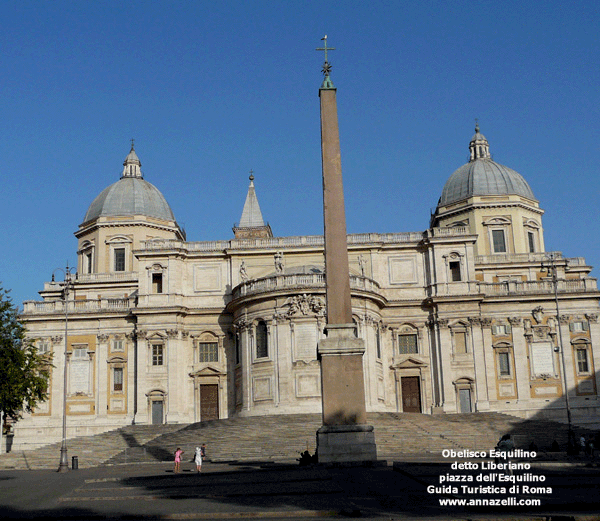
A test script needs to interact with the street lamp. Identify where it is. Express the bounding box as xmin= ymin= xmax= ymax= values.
xmin=541 ymin=252 xmax=573 ymax=450
xmin=52 ymin=264 xmax=77 ymax=472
